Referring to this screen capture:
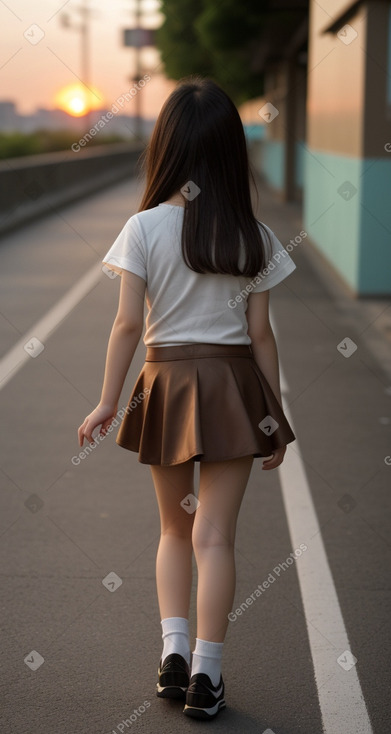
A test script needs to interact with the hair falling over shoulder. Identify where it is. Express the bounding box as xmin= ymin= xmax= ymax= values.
xmin=138 ymin=76 xmax=272 ymax=278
